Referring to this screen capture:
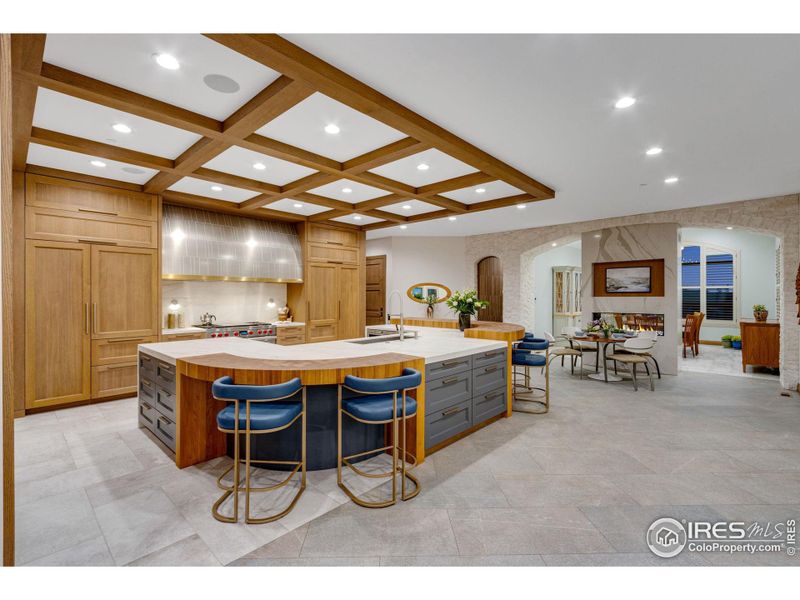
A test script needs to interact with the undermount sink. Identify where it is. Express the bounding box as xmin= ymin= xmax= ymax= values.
xmin=348 ymin=334 xmax=404 ymax=344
